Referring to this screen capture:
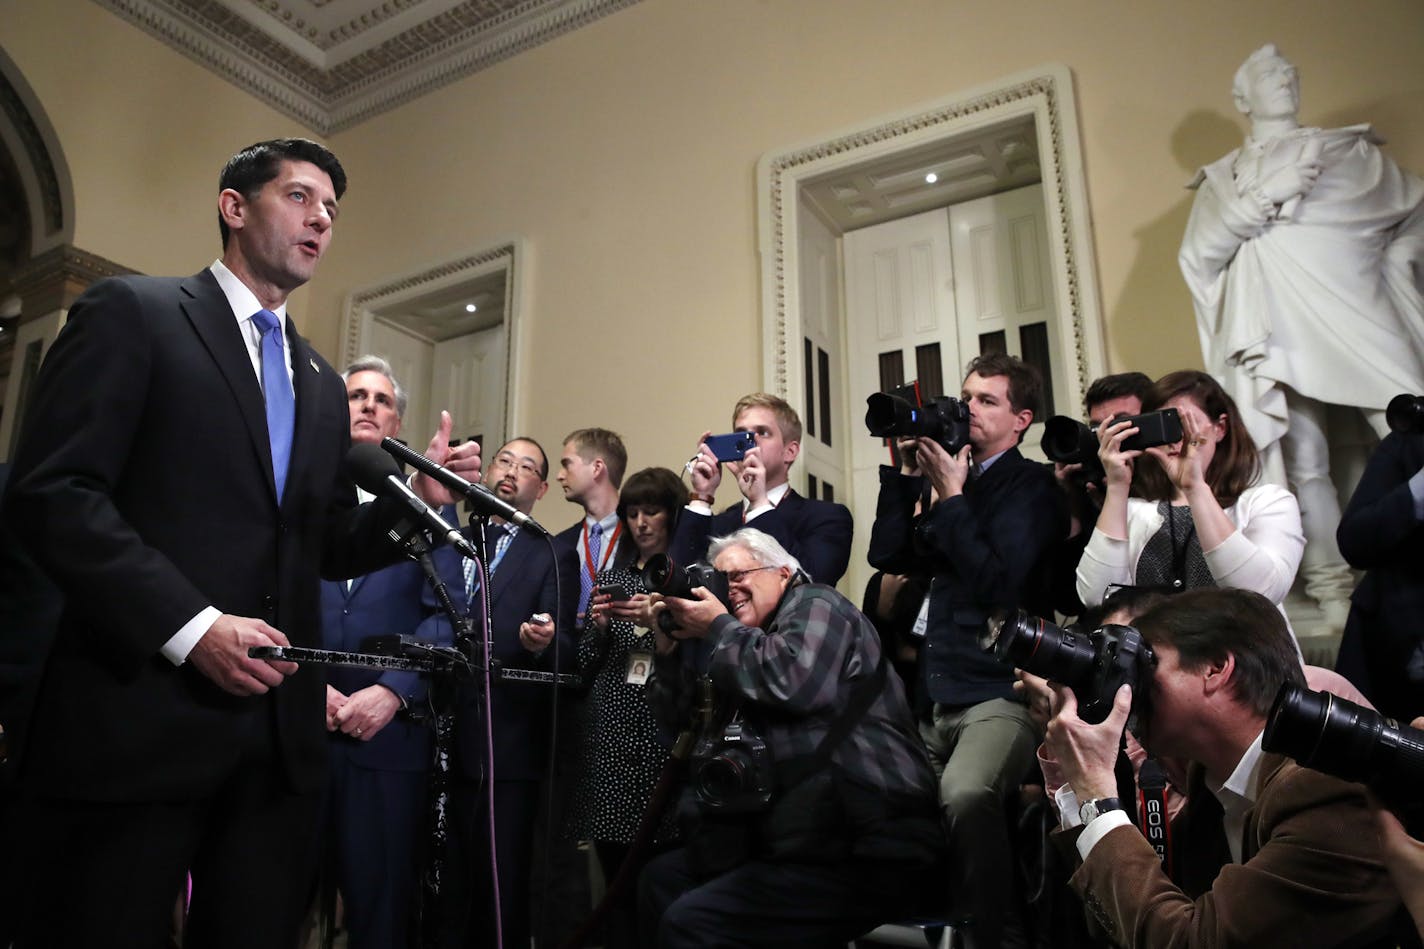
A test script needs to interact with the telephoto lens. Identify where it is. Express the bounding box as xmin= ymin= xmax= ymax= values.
xmin=1263 ymin=682 xmax=1424 ymax=808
